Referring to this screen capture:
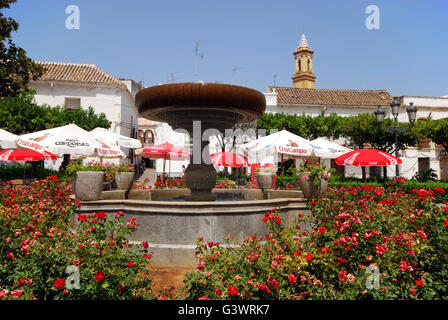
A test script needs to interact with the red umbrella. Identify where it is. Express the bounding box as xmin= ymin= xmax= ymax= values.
xmin=142 ymin=142 xmax=190 ymax=173
xmin=335 ymin=149 xmax=402 ymax=166
xmin=0 ymin=149 xmax=57 ymax=161
xmin=210 ymin=152 xmax=250 ymax=167
xmin=0 ymin=149 xmax=57 ymax=180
